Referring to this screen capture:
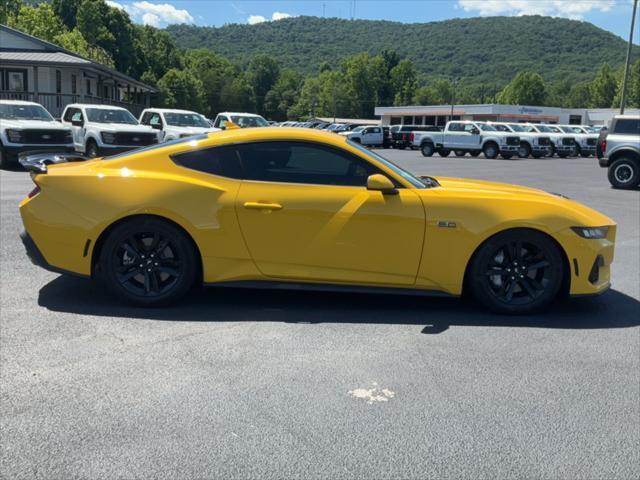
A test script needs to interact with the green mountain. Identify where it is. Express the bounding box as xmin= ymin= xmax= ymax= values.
xmin=166 ymin=15 xmax=638 ymax=87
